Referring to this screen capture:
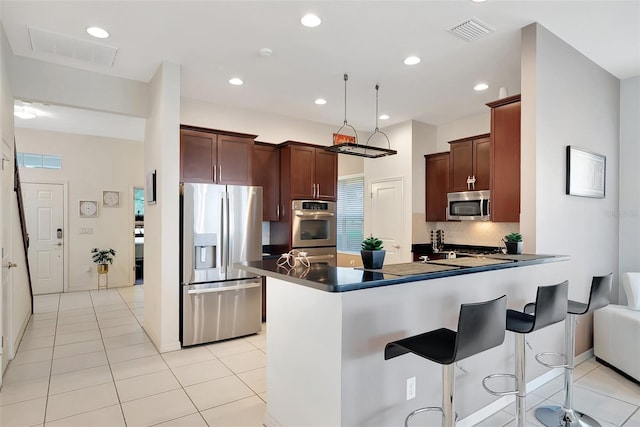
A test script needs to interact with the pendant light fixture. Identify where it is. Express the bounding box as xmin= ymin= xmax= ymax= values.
xmin=326 ymin=74 xmax=397 ymax=158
